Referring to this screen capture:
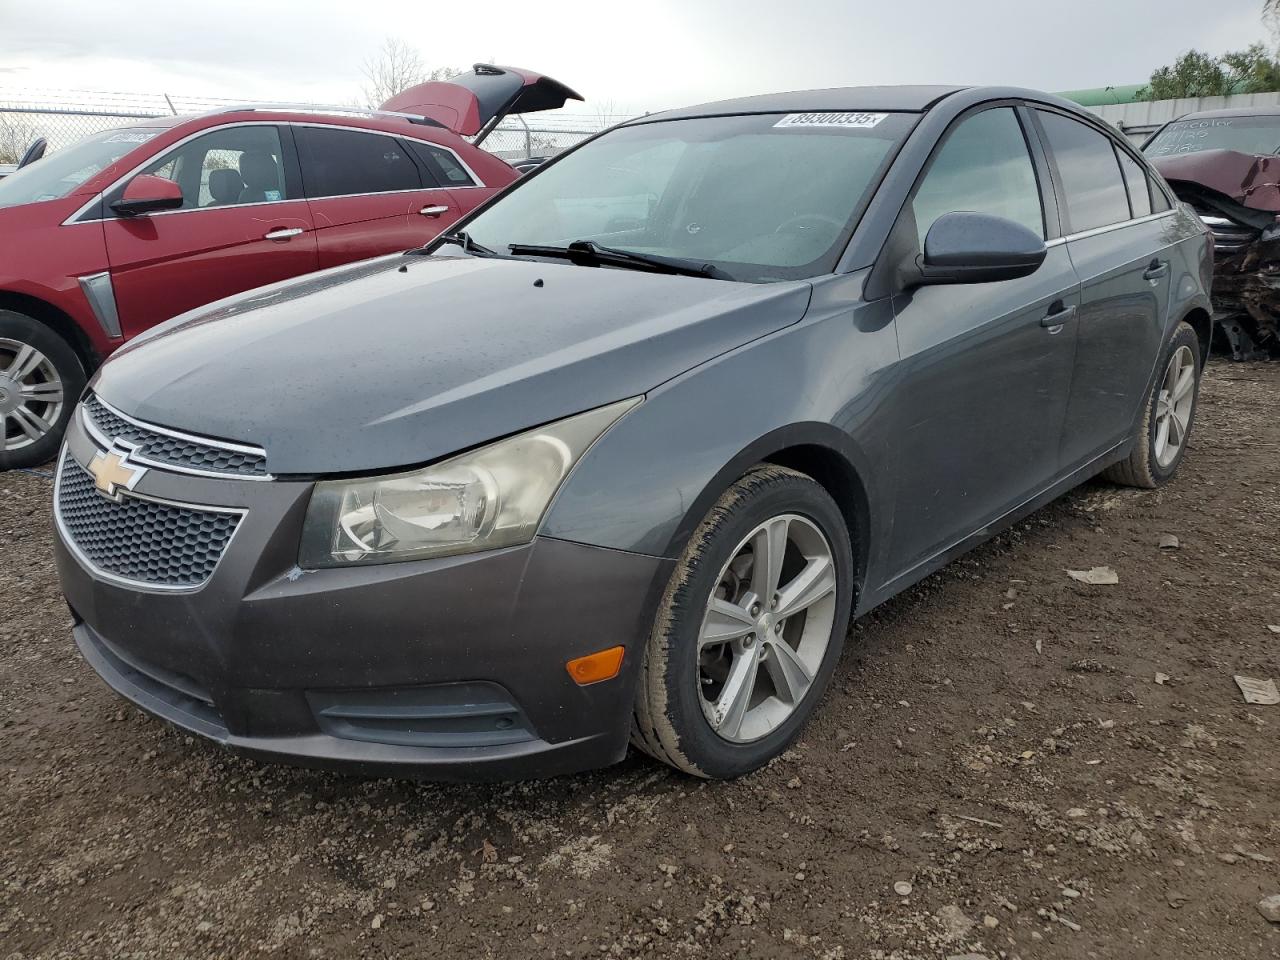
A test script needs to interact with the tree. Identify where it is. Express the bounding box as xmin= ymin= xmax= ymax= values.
xmin=360 ymin=38 xmax=458 ymax=108
xmin=0 ymin=113 xmax=41 ymax=164
xmin=1139 ymin=44 xmax=1280 ymax=100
